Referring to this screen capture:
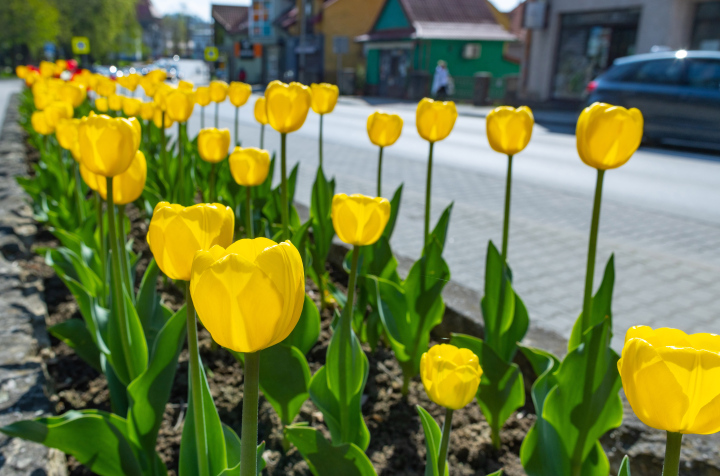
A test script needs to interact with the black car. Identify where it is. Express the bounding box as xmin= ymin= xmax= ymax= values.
xmin=586 ymin=50 xmax=720 ymax=149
